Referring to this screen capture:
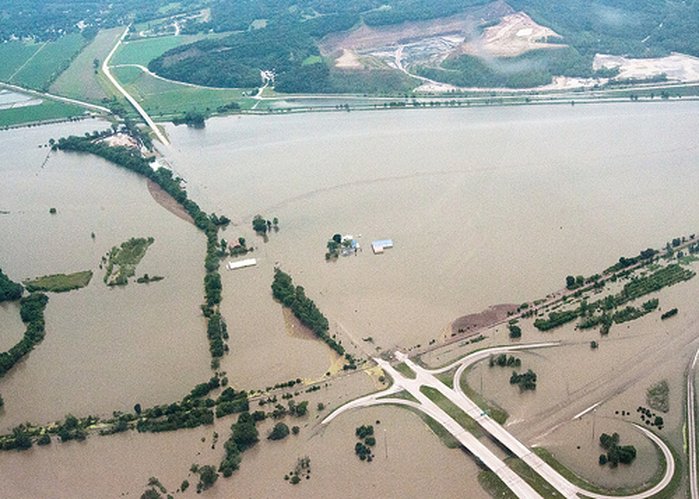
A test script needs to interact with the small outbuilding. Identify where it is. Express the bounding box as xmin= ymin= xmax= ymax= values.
xmin=371 ymin=239 xmax=394 ymax=254
xmin=227 ymin=258 xmax=257 ymax=270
